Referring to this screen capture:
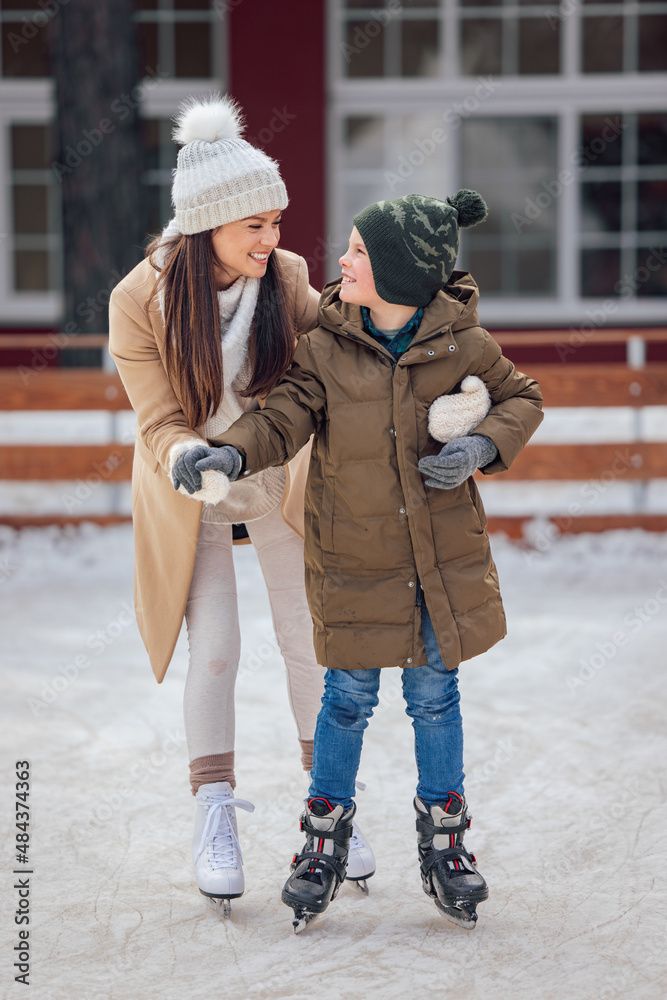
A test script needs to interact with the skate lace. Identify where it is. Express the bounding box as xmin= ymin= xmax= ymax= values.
xmin=195 ymin=793 xmax=254 ymax=870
